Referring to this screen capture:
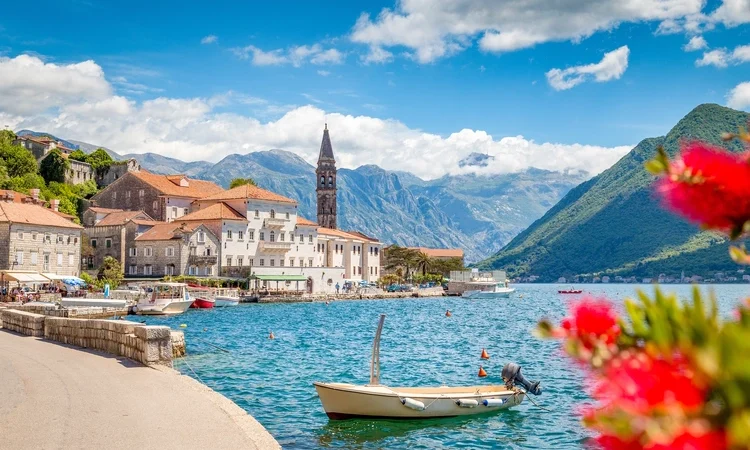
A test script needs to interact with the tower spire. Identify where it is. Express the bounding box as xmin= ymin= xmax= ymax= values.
xmin=316 ymin=124 xmax=337 ymax=229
